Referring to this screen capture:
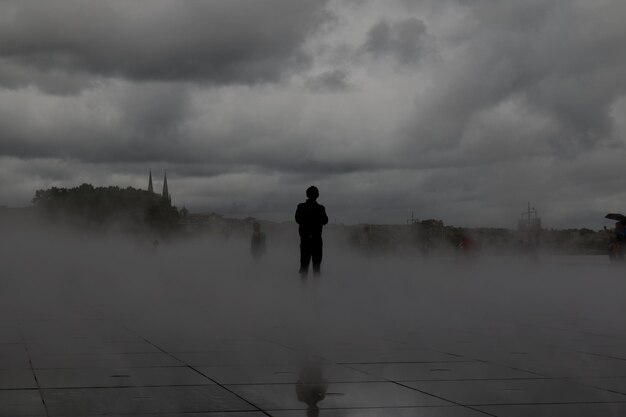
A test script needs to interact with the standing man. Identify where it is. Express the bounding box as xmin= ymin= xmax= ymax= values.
xmin=296 ymin=186 xmax=328 ymax=279
xmin=250 ymin=222 xmax=266 ymax=261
